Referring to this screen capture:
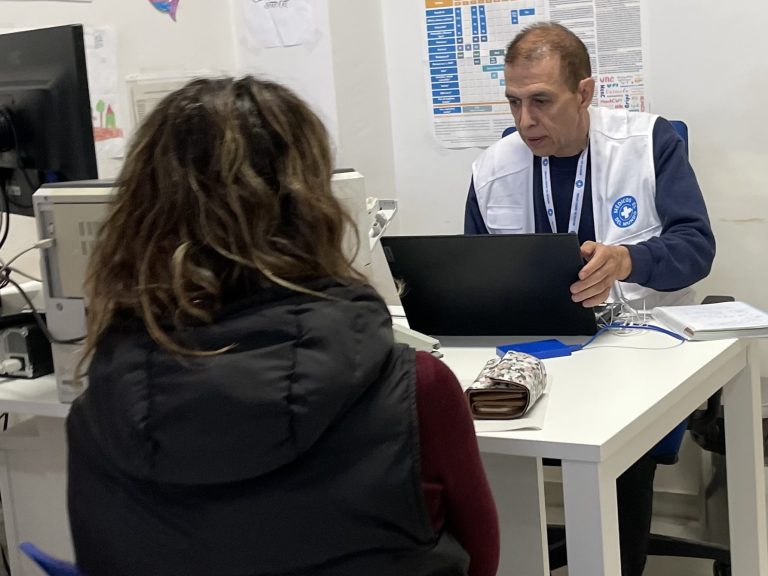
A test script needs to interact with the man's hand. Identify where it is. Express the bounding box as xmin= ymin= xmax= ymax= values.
xmin=570 ymin=241 xmax=632 ymax=307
